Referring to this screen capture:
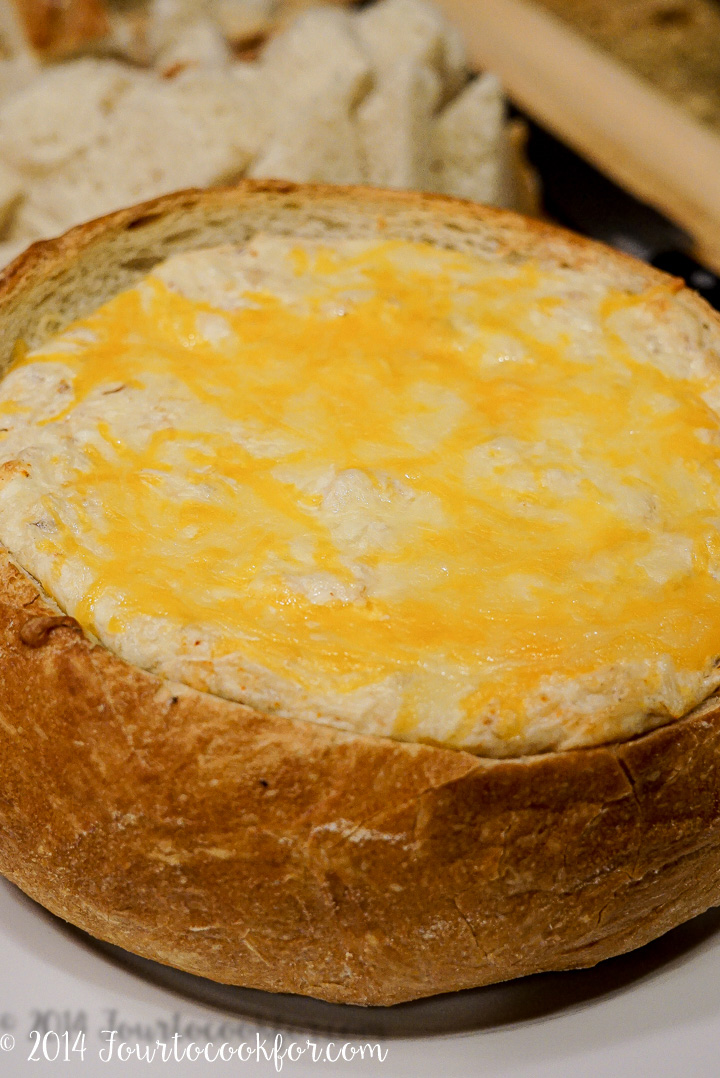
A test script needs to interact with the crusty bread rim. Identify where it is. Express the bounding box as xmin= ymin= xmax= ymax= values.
xmin=1 ymin=181 xmax=720 ymax=1006
xmin=4 ymin=178 xmax=719 ymax=361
